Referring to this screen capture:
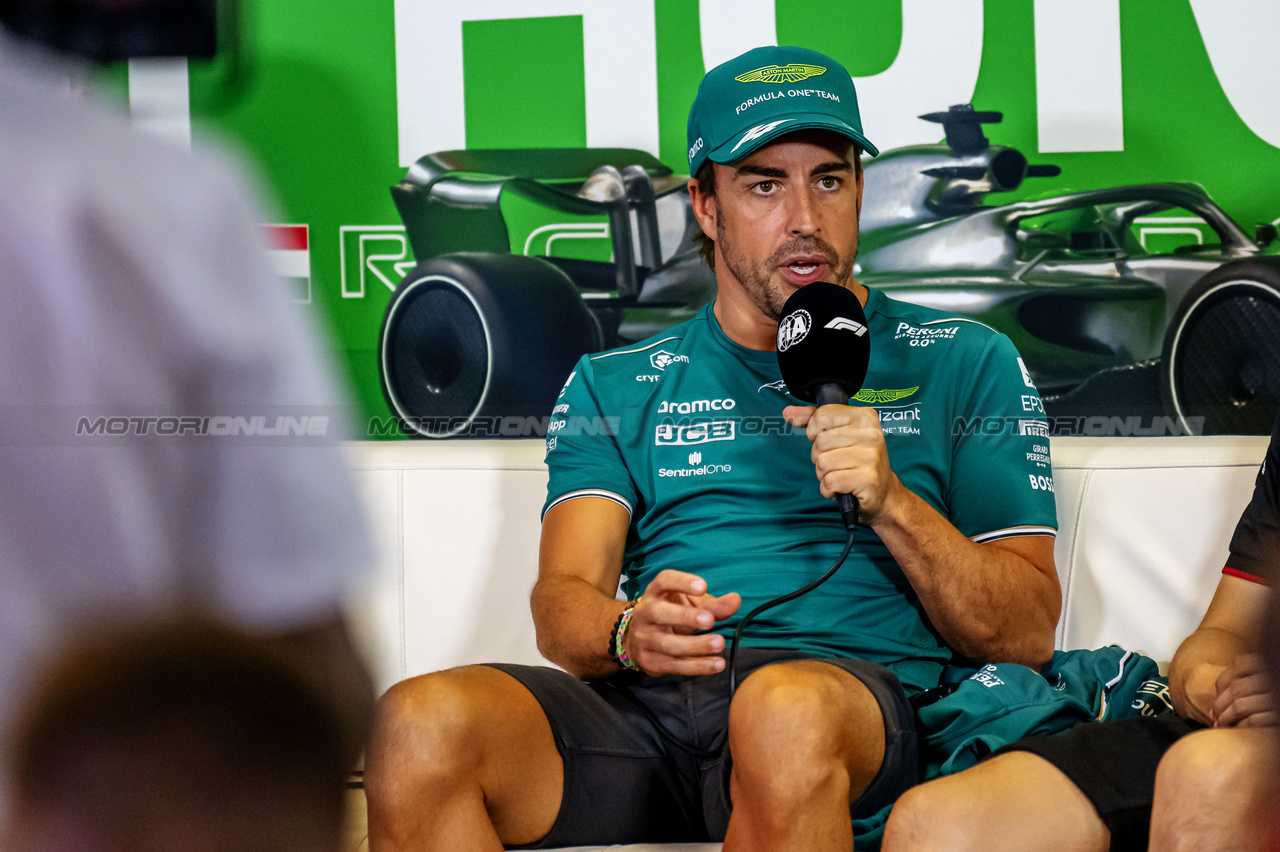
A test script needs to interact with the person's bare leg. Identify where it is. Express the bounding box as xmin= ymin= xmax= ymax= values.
xmin=882 ymin=751 xmax=1109 ymax=852
xmin=721 ymin=660 xmax=886 ymax=852
xmin=1149 ymin=727 xmax=1276 ymax=852
xmin=364 ymin=666 xmax=563 ymax=852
